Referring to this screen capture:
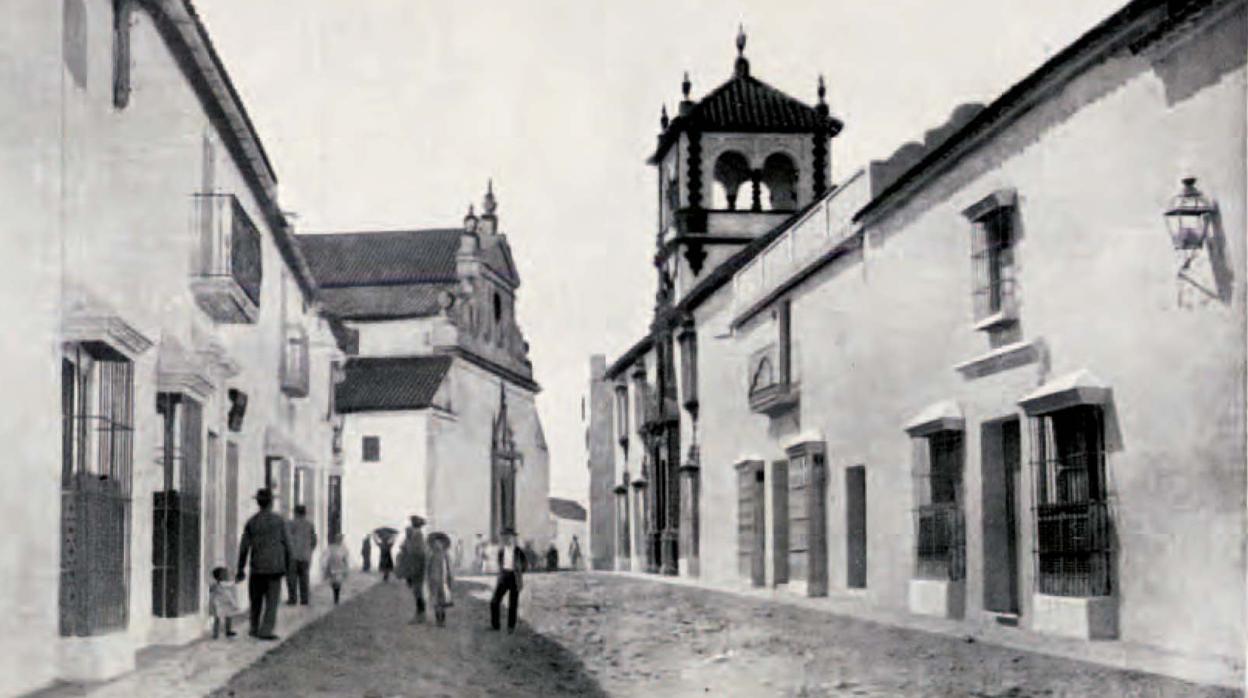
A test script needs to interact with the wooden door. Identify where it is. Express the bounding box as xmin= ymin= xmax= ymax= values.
xmin=846 ymin=465 xmax=867 ymax=589
xmin=772 ymin=460 xmax=789 ymax=585
xmin=224 ymin=442 xmax=240 ymax=575
xmin=982 ymin=419 xmax=1022 ymax=615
